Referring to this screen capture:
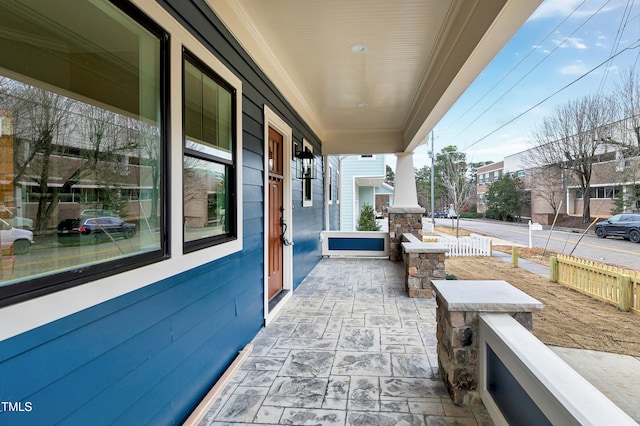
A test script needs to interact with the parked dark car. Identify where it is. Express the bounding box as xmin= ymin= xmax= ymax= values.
xmin=56 ymin=217 xmax=136 ymax=245
xmin=79 ymin=208 xmax=115 ymax=218
xmin=594 ymin=213 xmax=640 ymax=243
